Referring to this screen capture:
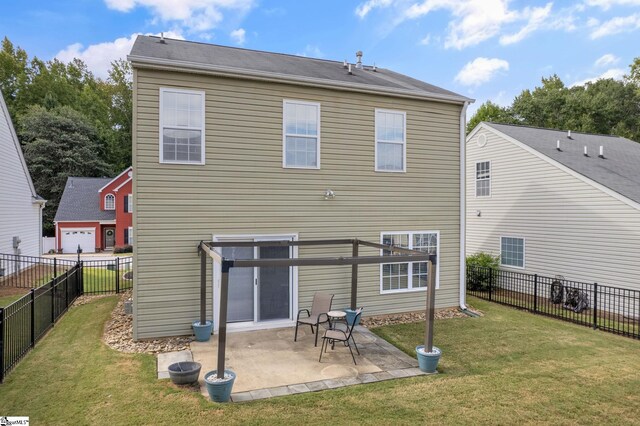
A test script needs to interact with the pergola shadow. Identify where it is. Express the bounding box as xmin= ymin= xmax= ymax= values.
xmin=197 ymin=238 xmax=439 ymax=382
